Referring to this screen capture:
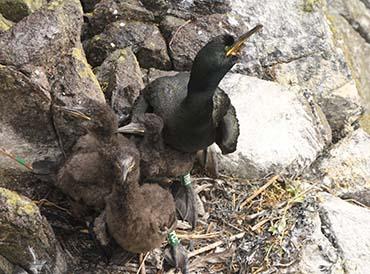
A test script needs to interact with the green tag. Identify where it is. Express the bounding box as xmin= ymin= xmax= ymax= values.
xmin=15 ymin=157 xmax=26 ymax=167
xmin=180 ymin=173 xmax=191 ymax=187
xmin=167 ymin=231 xmax=180 ymax=247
